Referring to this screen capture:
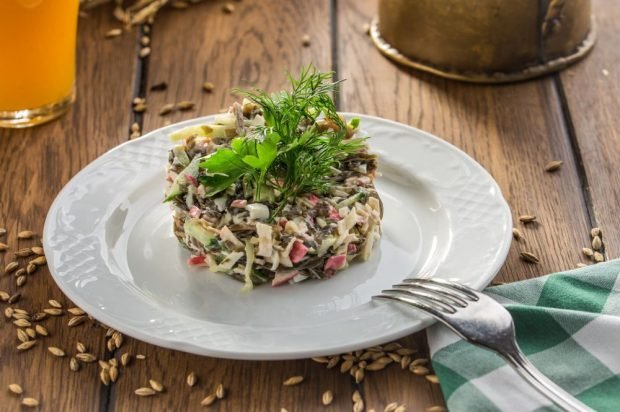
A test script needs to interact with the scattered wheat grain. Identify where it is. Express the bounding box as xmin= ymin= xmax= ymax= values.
xmin=322 ymin=390 xmax=333 ymax=406
xmin=35 ymin=324 xmax=48 ymax=336
xmin=48 ymin=347 xmax=66 ymax=357
xmin=17 ymin=230 xmax=34 ymax=239
xmin=283 ymin=376 xmax=304 ymax=386
xmin=121 ymin=353 xmax=131 ymax=366
xmin=17 ymin=340 xmax=37 ymax=351
xmin=105 ymin=28 xmax=122 ymax=38
xmin=8 ymin=383 xmax=23 ymax=395
xmin=215 ymin=383 xmax=225 ymax=399
xmin=201 ymin=394 xmax=216 ymax=406
xmin=135 ymin=387 xmax=156 ymax=396
xmin=22 ymin=397 xmax=39 ymax=407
